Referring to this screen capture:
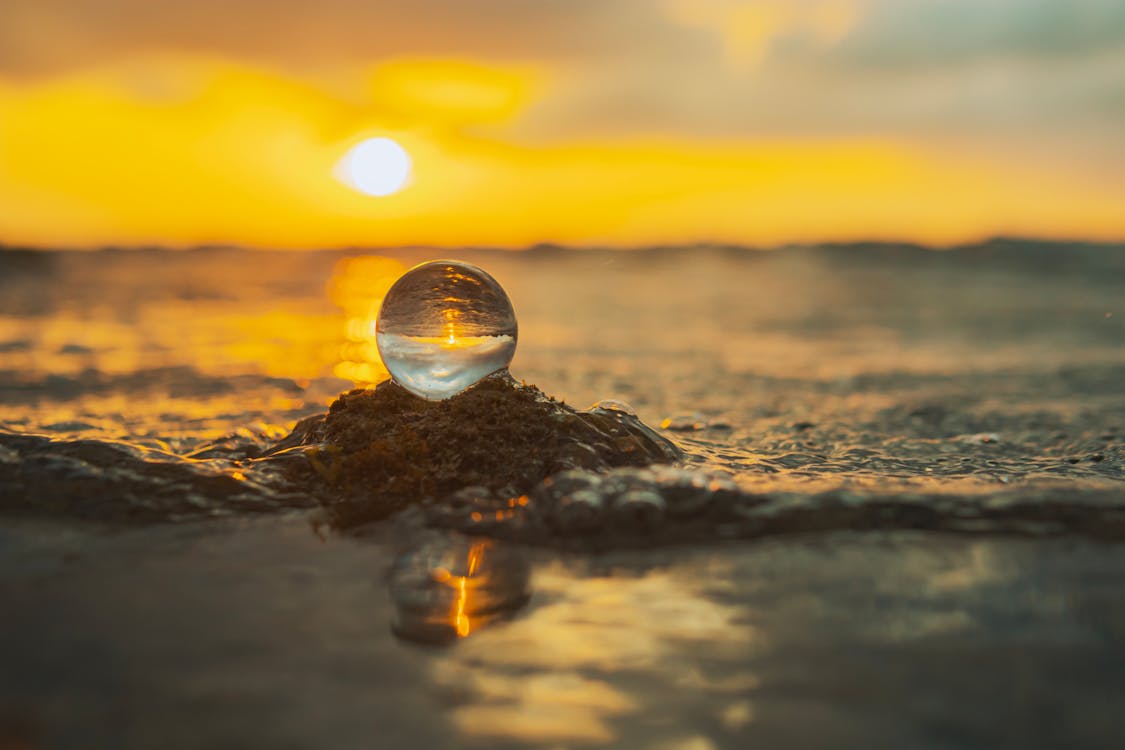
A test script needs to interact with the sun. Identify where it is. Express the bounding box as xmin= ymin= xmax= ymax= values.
xmin=339 ymin=137 xmax=412 ymax=197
